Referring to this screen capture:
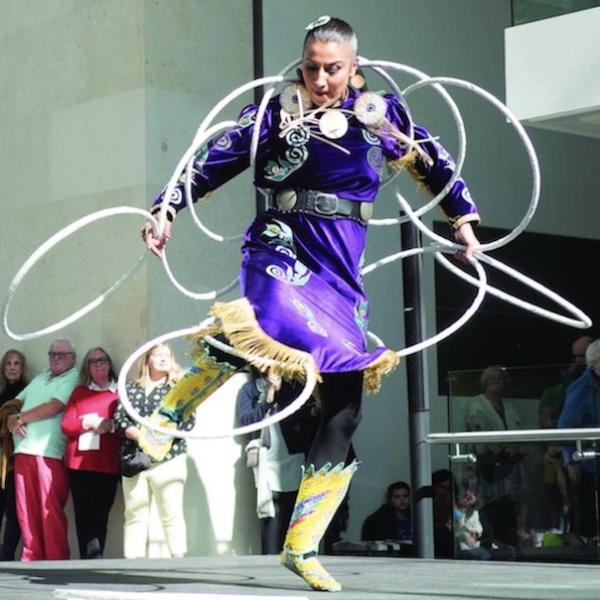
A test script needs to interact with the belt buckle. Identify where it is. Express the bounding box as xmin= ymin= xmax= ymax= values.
xmin=276 ymin=189 xmax=298 ymax=211
xmin=313 ymin=192 xmax=338 ymax=216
